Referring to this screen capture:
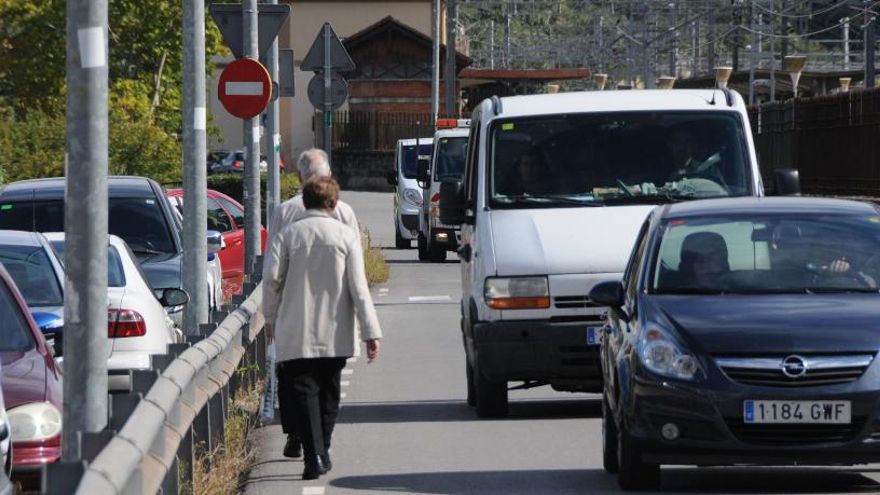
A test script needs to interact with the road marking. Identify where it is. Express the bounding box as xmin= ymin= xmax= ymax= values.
xmin=379 ymin=288 xmax=389 ymax=293
xmin=347 ymin=357 xmax=357 ymax=363
xmin=341 ymin=381 xmax=350 ymax=387
xmin=341 ymin=392 xmax=347 ymax=398
xmin=302 ymin=487 xmax=325 ymax=495
xmin=342 ymin=369 xmax=353 ymax=375
xmin=408 ymin=295 xmax=452 ymax=303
